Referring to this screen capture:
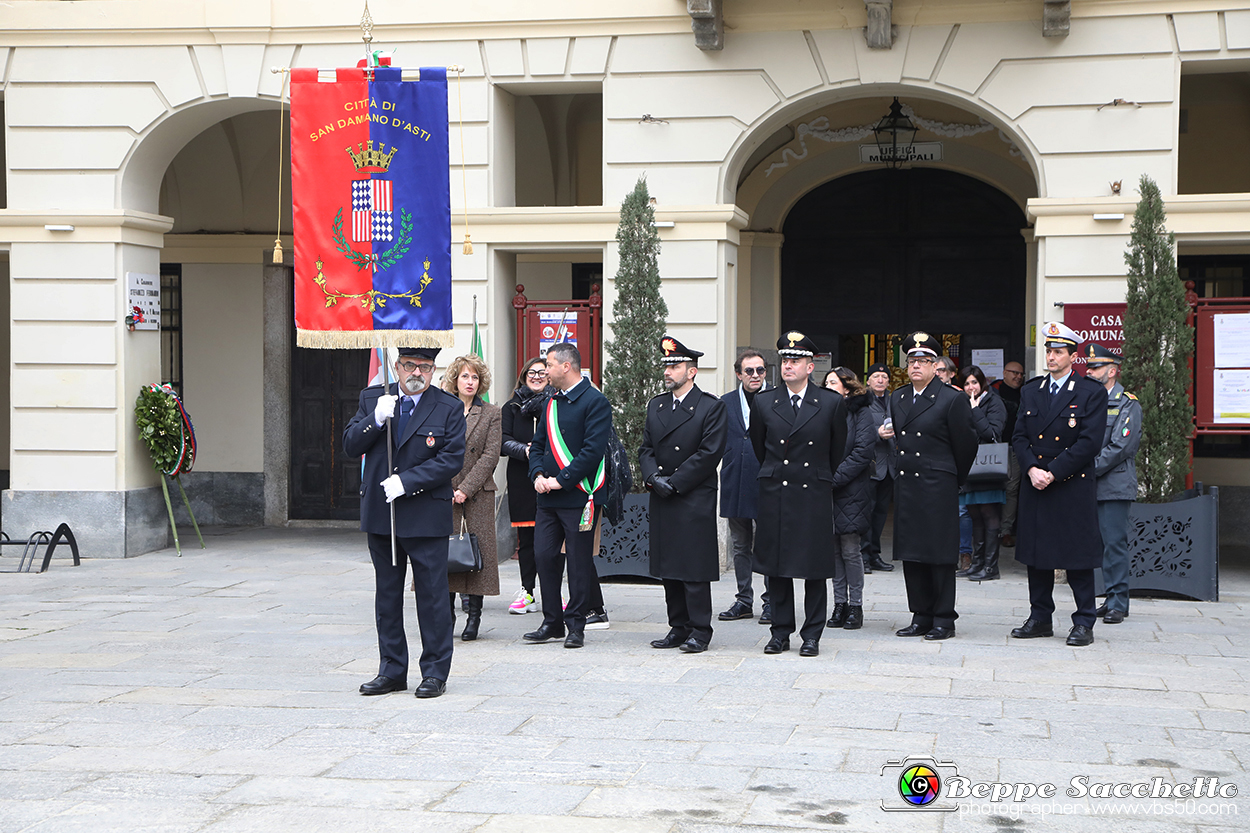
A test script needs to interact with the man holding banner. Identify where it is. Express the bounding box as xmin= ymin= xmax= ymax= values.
xmin=525 ymin=343 xmax=613 ymax=650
